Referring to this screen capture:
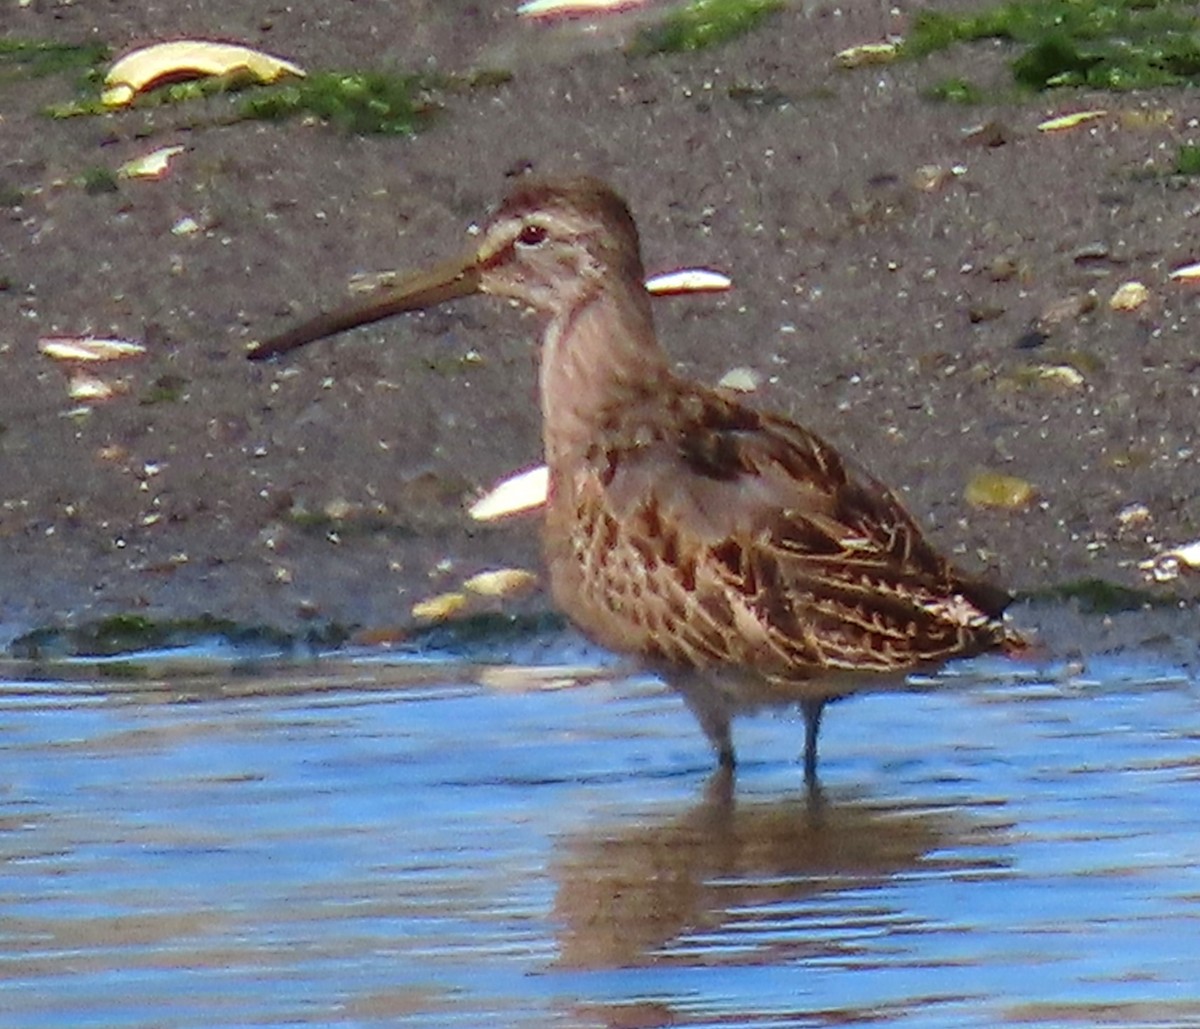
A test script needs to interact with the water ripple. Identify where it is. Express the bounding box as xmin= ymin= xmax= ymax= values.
xmin=0 ymin=639 xmax=1197 ymax=1026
